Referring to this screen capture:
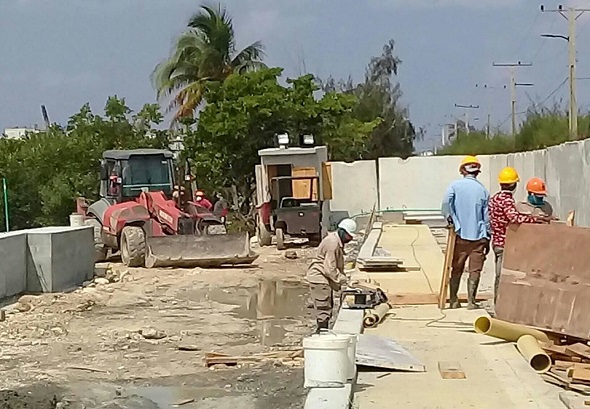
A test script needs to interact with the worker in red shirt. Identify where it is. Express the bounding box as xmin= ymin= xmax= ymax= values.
xmin=194 ymin=190 xmax=213 ymax=210
xmin=488 ymin=167 xmax=550 ymax=308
